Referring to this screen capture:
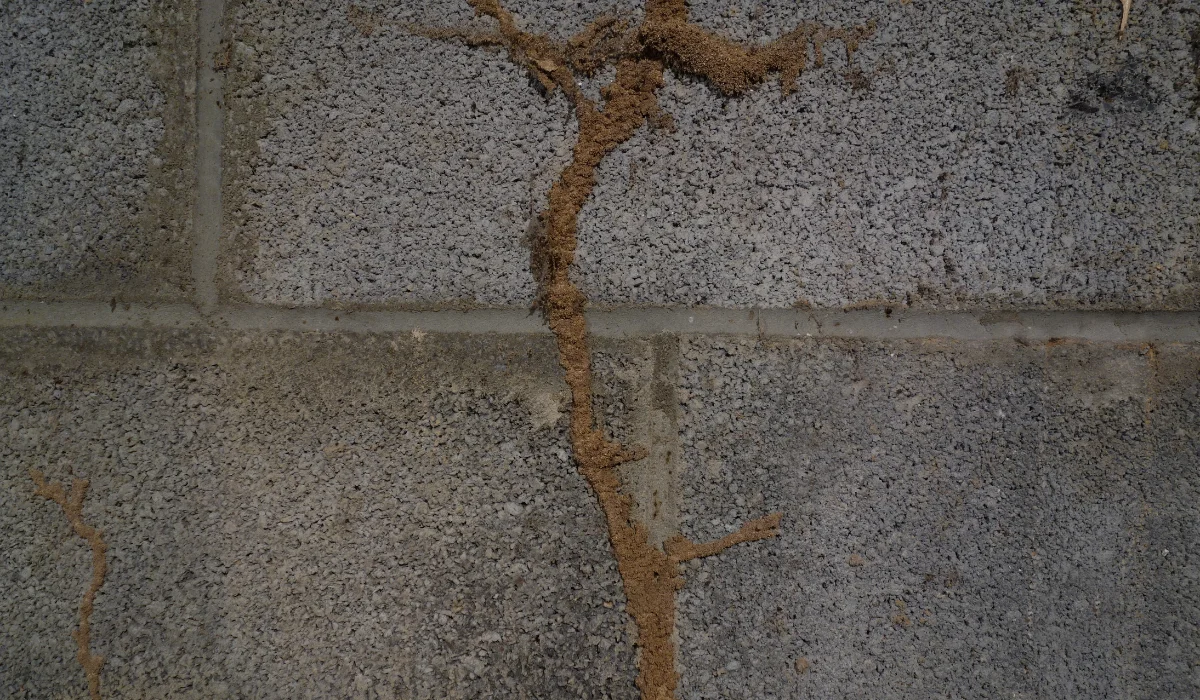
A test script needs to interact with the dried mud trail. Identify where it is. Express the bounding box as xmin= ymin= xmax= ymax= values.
xmin=31 ymin=471 xmax=109 ymax=700
xmin=403 ymin=1 xmax=872 ymax=696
